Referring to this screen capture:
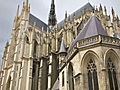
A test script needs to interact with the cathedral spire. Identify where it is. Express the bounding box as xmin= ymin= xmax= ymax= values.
xmin=48 ymin=0 xmax=57 ymax=30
